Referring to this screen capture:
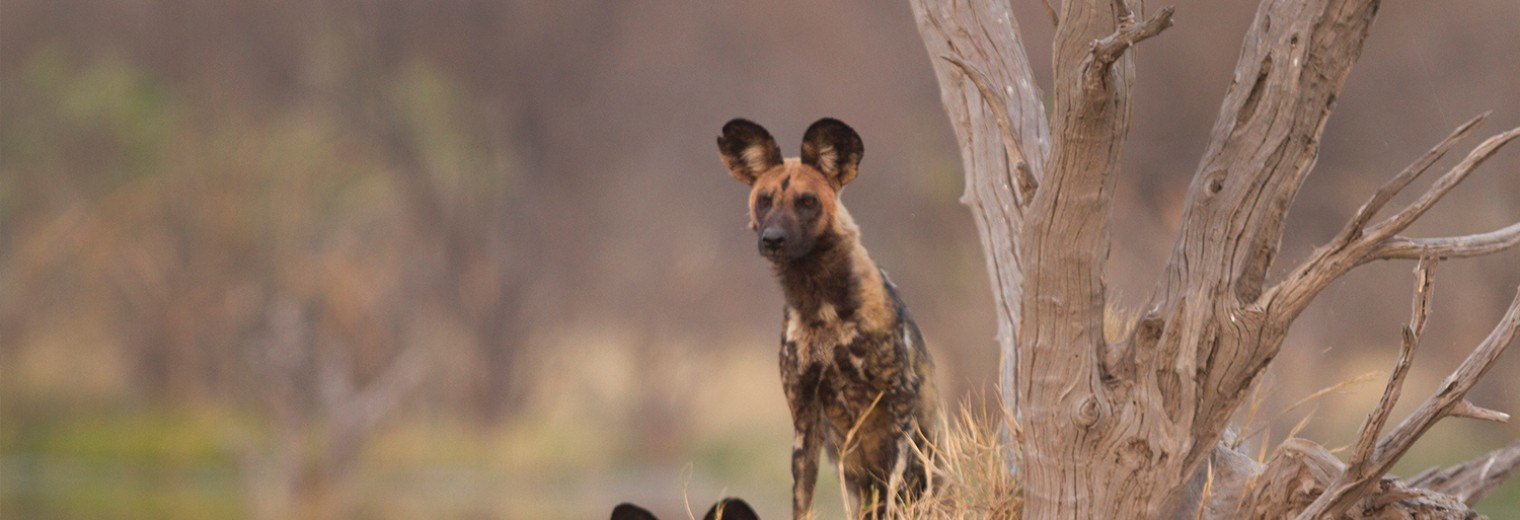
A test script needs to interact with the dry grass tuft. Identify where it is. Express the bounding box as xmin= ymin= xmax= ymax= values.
xmin=882 ymin=394 xmax=1023 ymax=520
